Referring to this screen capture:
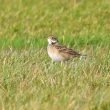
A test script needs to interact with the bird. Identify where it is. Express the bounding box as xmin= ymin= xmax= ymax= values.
xmin=47 ymin=35 xmax=86 ymax=61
